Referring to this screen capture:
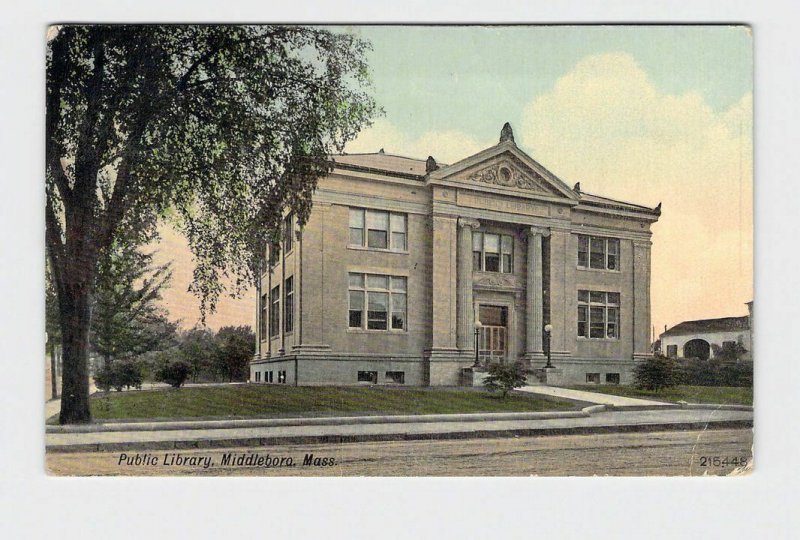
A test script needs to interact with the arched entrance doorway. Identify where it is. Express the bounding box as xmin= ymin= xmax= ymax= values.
xmin=683 ymin=339 xmax=711 ymax=360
